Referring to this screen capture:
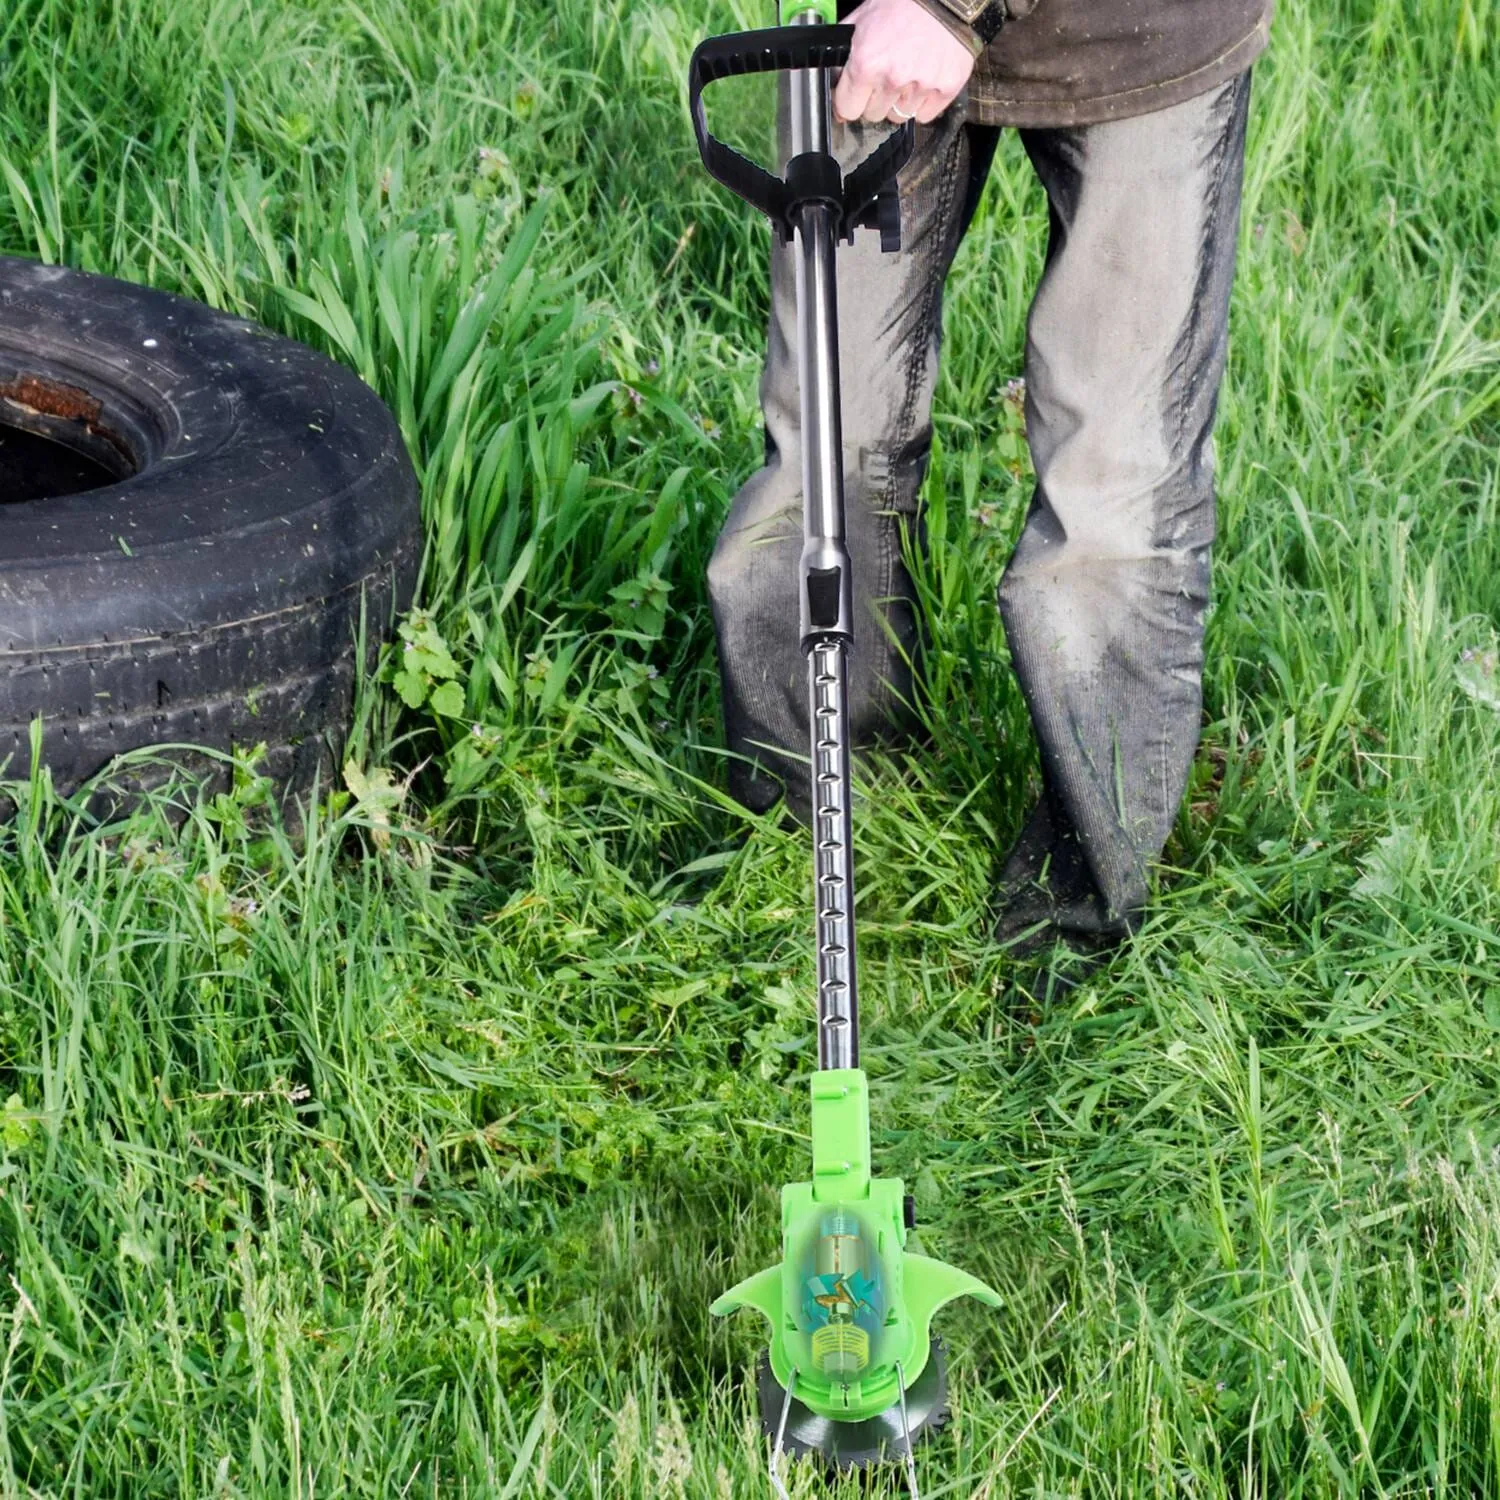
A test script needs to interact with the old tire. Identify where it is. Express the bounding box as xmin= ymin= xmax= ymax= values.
xmin=0 ymin=255 xmax=422 ymax=822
